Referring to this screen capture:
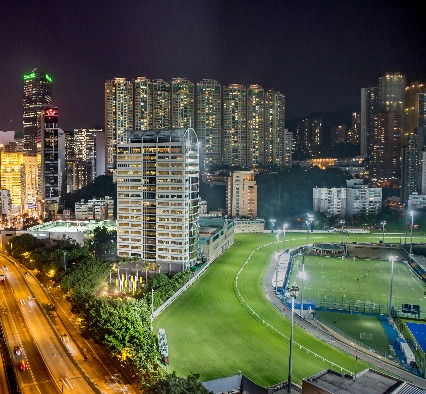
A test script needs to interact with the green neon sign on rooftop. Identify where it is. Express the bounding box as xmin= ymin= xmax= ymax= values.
xmin=23 ymin=72 xmax=53 ymax=83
